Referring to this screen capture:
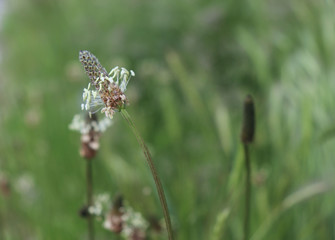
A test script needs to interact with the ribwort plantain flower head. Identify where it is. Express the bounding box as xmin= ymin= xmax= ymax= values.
xmin=79 ymin=50 xmax=135 ymax=119
xmin=69 ymin=113 xmax=112 ymax=159
xmin=241 ymin=95 xmax=255 ymax=144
